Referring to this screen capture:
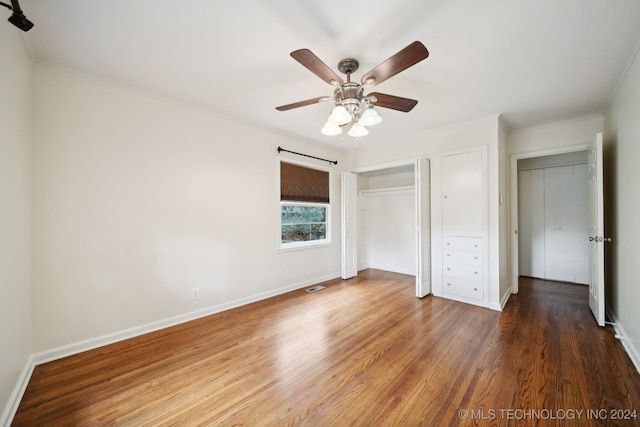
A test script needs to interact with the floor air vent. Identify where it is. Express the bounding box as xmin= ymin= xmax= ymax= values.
xmin=305 ymin=285 xmax=326 ymax=293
